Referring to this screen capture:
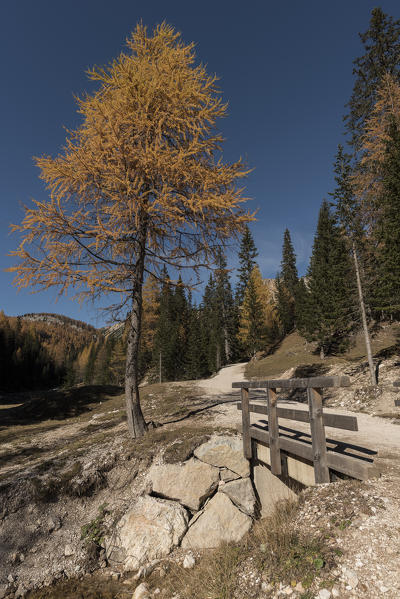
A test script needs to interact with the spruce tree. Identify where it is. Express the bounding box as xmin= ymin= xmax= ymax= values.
xmin=236 ymin=225 xmax=259 ymax=305
xmin=345 ymin=7 xmax=400 ymax=150
xmin=300 ymin=201 xmax=356 ymax=358
xmin=215 ymin=249 xmax=237 ymax=364
xmin=276 ymin=229 xmax=298 ymax=334
xmin=331 ymin=145 xmax=377 ymax=384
